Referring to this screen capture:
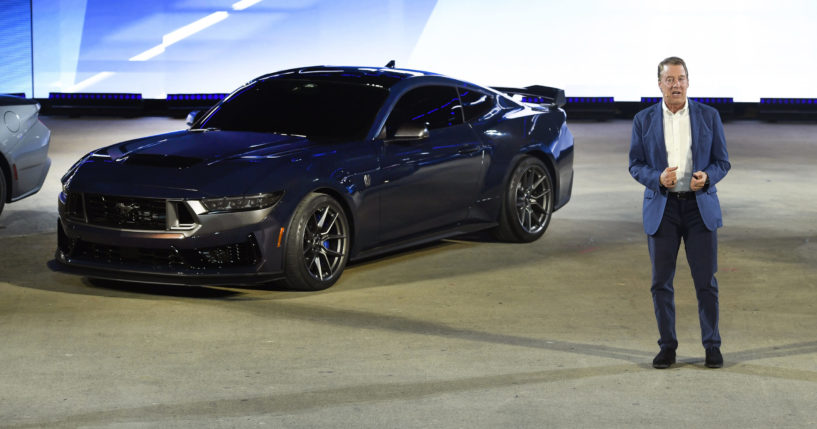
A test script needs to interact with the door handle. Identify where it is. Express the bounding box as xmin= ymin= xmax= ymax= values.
xmin=458 ymin=145 xmax=481 ymax=154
